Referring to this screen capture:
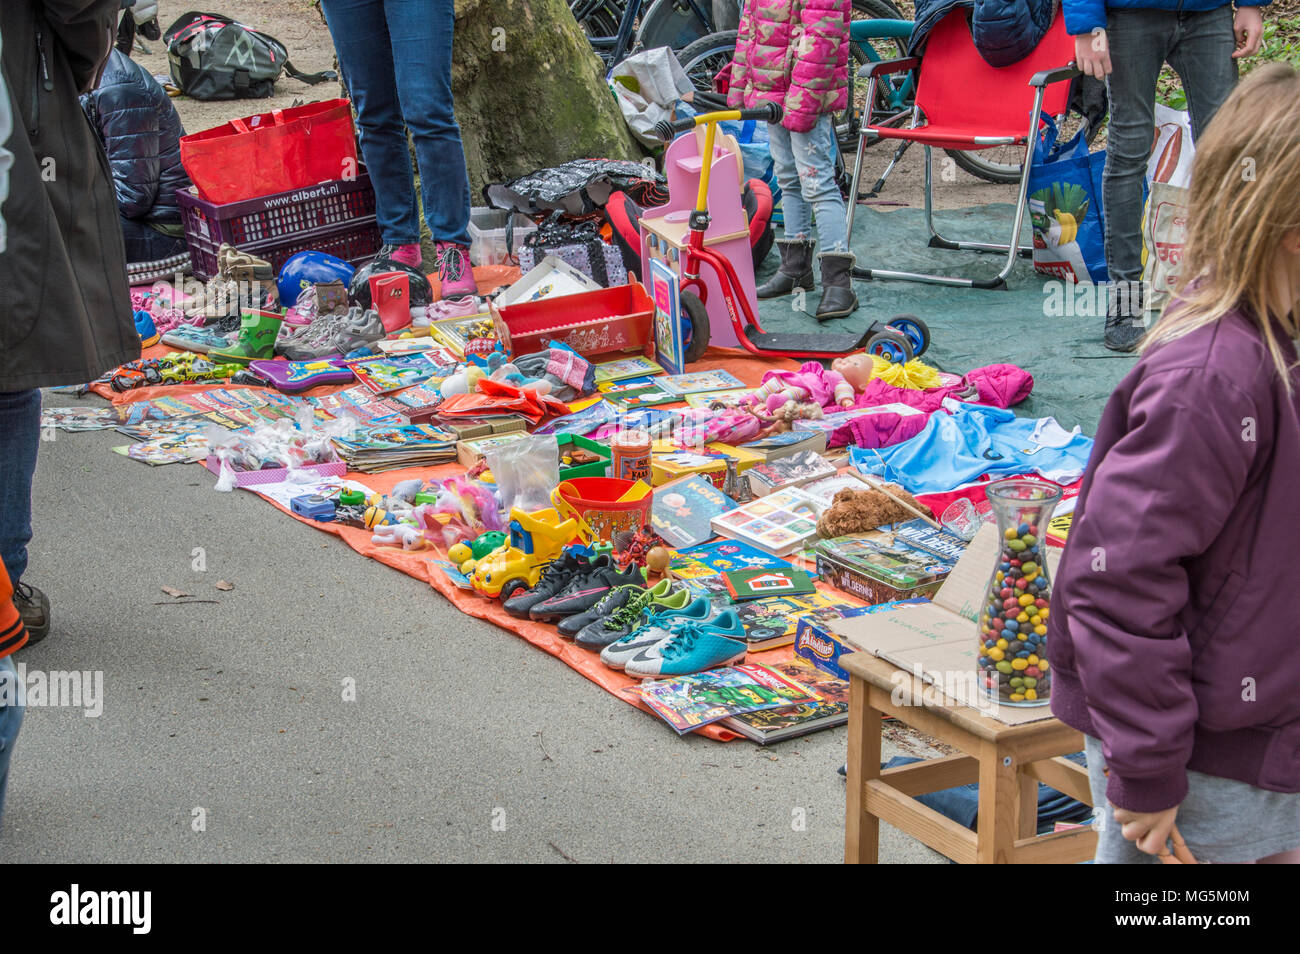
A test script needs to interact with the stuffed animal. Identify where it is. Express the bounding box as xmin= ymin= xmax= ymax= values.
xmin=815 ymin=485 xmax=926 ymax=538
xmin=370 ymin=523 xmax=430 ymax=550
